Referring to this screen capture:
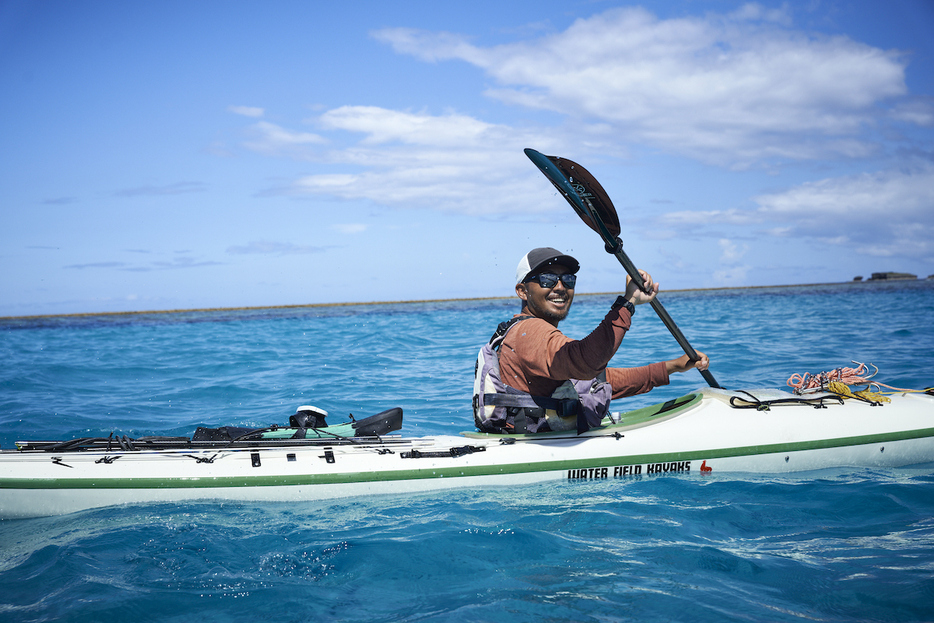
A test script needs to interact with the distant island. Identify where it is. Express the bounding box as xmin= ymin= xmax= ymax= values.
xmin=852 ymin=272 xmax=931 ymax=282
